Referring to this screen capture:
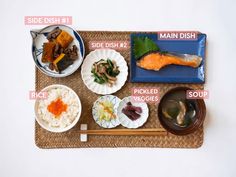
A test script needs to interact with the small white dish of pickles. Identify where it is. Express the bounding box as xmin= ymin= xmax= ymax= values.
xmin=92 ymin=95 xmax=121 ymax=128
xmin=92 ymin=95 xmax=149 ymax=129
xmin=117 ymin=96 xmax=149 ymax=128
